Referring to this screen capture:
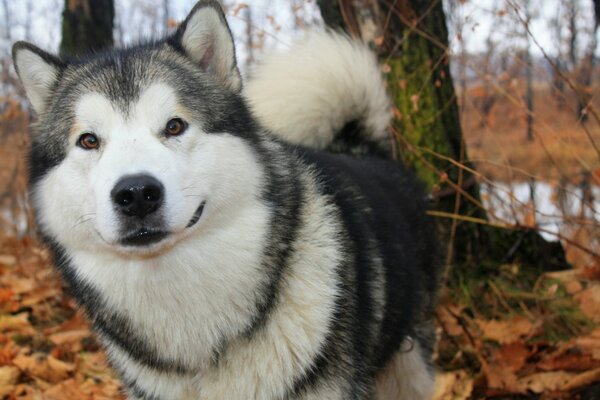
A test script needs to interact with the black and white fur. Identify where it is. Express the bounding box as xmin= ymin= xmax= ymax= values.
xmin=12 ymin=1 xmax=439 ymax=399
